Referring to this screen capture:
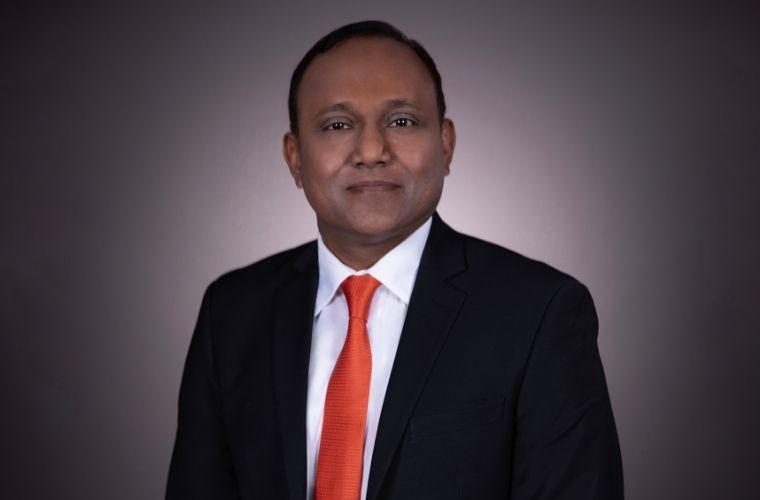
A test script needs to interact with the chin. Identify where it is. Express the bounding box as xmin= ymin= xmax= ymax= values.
xmin=343 ymin=212 xmax=398 ymax=238
xmin=349 ymin=211 xmax=424 ymax=244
